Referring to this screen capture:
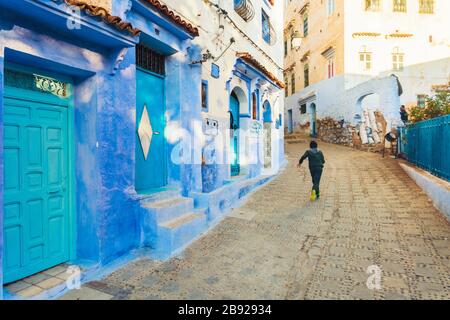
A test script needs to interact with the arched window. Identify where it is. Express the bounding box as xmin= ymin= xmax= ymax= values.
xmin=392 ymin=47 xmax=404 ymax=71
xmin=359 ymin=46 xmax=372 ymax=71
xmin=252 ymin=92 xmax=258 ymax=120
